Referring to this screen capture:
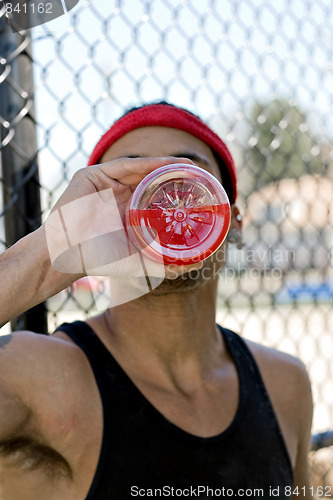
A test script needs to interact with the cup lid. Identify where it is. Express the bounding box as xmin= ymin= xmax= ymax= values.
xmin=126 ymin=163 xmax=231 ymax=265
